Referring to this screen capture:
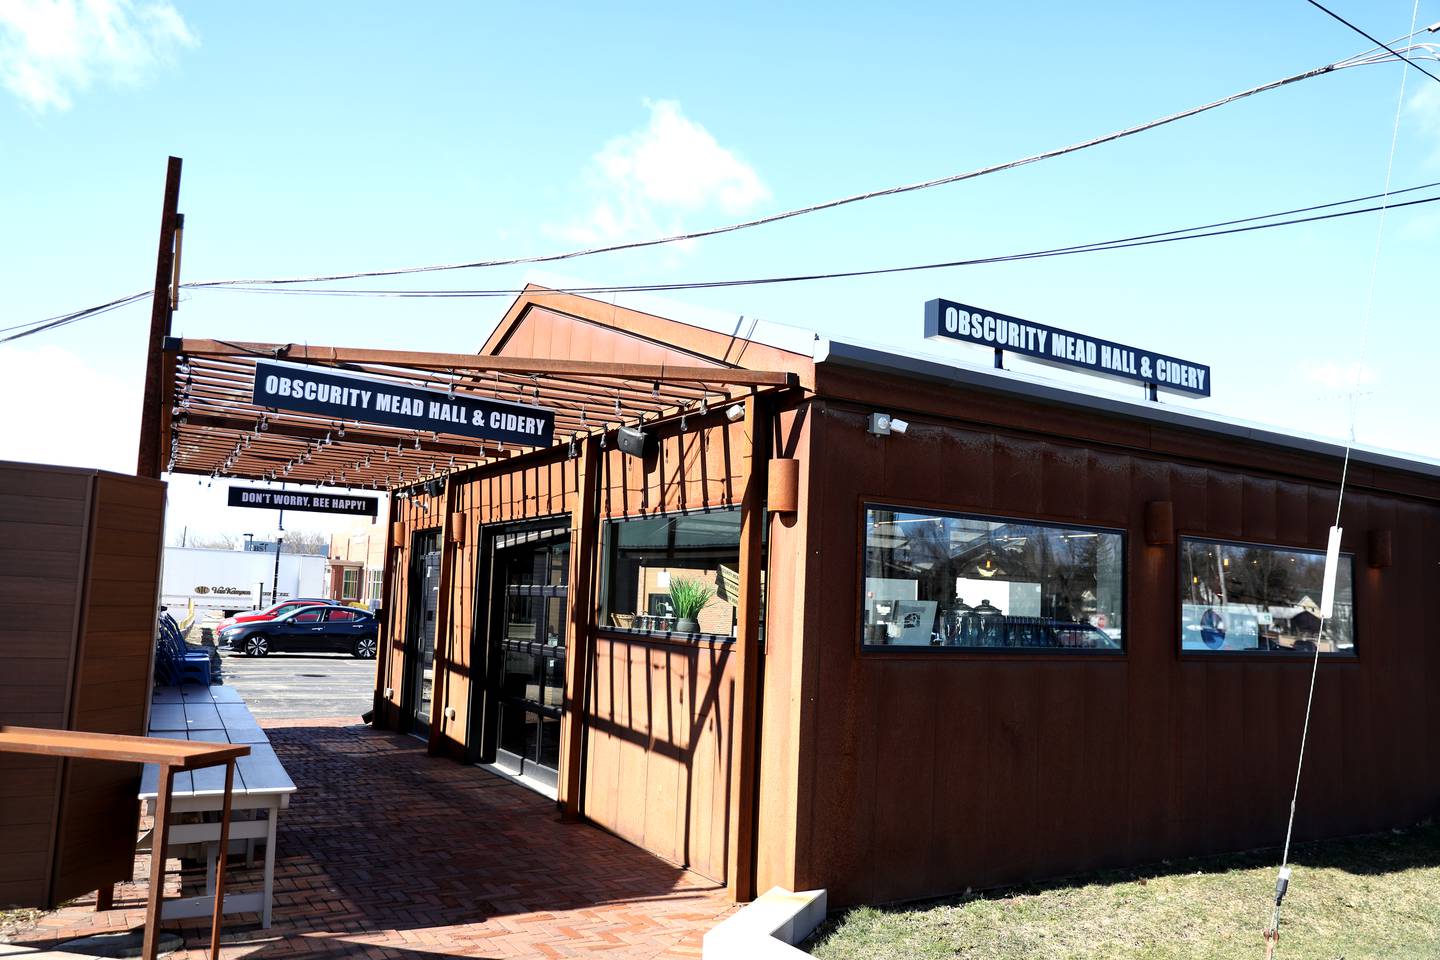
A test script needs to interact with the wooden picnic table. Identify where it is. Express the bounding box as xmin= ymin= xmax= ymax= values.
xmin=0 ymin=723 xmax=248 ymax=960
xmin=140 ymin=684 xmax=295 ymax=929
